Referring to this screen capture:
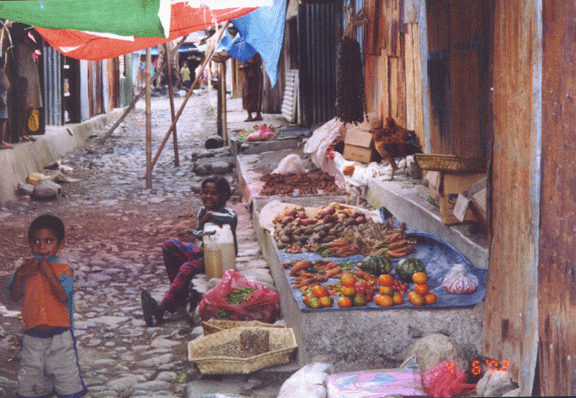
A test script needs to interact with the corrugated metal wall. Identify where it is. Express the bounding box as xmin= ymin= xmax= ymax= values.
xmin=297 ymin=2 xmax=340 ymax=127
xmin=80 ymin=60 xmax=89 ymax=122
xmin=42 ymin=45 xmax=63 ymax=126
